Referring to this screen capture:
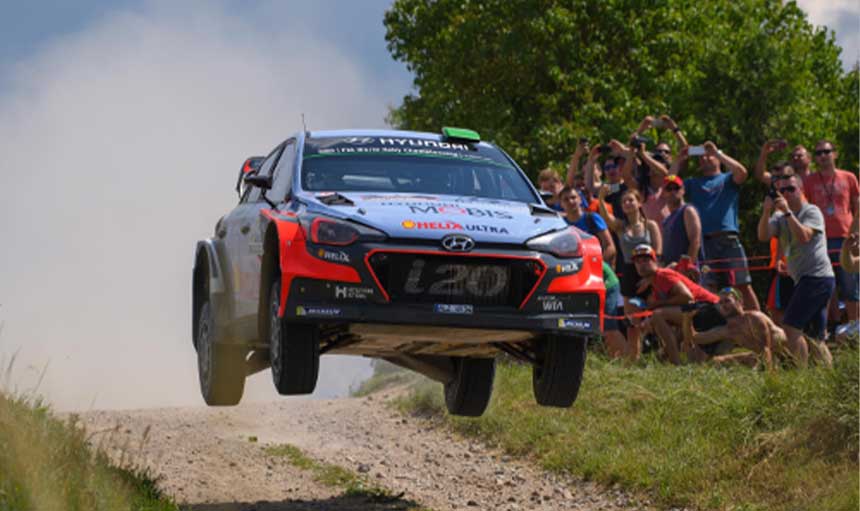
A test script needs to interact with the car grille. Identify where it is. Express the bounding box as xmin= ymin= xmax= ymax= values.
xmin=367 ymin=252 xmax=544 ymax=308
